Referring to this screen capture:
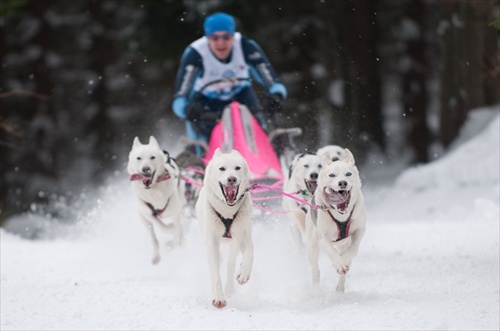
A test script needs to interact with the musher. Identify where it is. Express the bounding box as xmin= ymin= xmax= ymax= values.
xmin=171 ymin=12 xmax=287 ymax=154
